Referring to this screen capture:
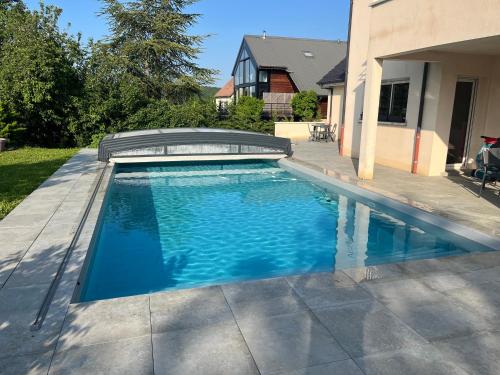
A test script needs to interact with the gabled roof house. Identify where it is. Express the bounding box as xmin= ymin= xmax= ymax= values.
xmin=215 ymin=78 xmax=234 ymax=110
xmin=230 ymin=35 xmax=347 ymax=118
